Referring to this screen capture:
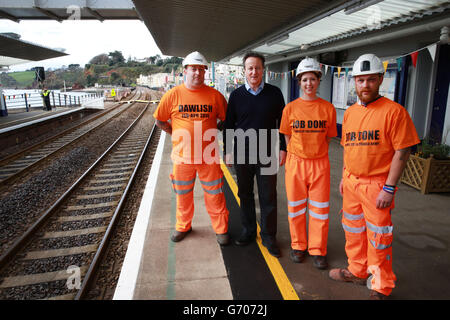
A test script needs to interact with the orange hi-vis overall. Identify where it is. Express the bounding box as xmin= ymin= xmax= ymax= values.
xmin=341 ymin=97 xmax=420 ymax=296
xmin=280 ymin=97 xmax=337 ymax=256
xmin=153 ymin=84 xmax=229 ymax=234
